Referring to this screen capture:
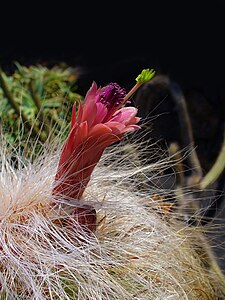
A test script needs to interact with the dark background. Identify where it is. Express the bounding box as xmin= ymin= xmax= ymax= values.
xmin=1 ymin=1 xmax=224 ymax=98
